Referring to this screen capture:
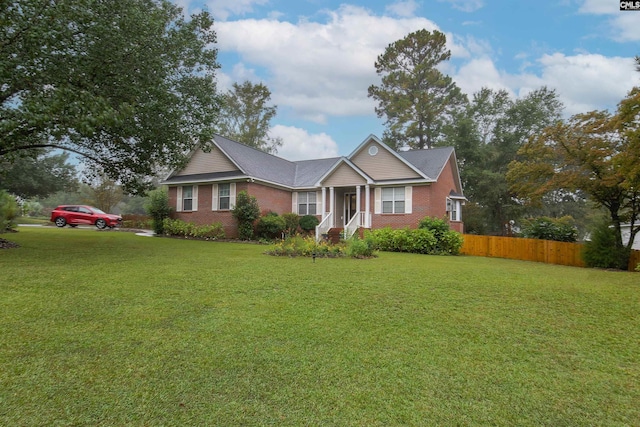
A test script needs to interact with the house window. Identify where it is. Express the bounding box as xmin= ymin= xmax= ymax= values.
xmin=298 ymin=192 xmax=317 ymax=215
xmin=448 ymin=198 xmax=461 ymax=221
xmin=382 ymin=187 xmax=405 ymax=214
xmin=219 ymin=183 xmax=230 ymax=210
xmin=182 ymin=185 xmax=193 ymax=211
